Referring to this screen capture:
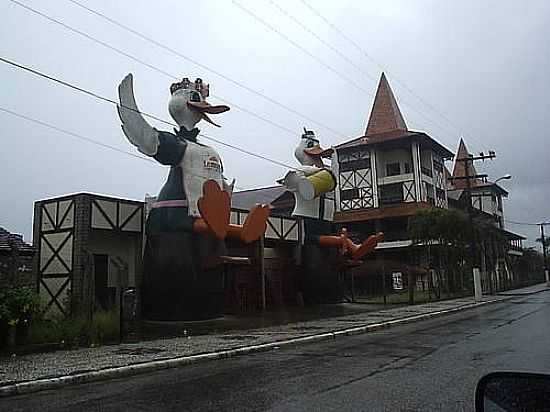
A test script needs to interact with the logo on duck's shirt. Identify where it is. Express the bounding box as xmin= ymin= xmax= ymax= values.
xmin=203 ymin=156 xmax=222 ymax=172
